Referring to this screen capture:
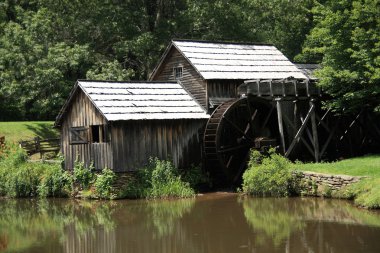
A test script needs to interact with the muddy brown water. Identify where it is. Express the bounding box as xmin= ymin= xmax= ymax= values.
xmin=1 ymin=193 xmax=380 ymax=253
